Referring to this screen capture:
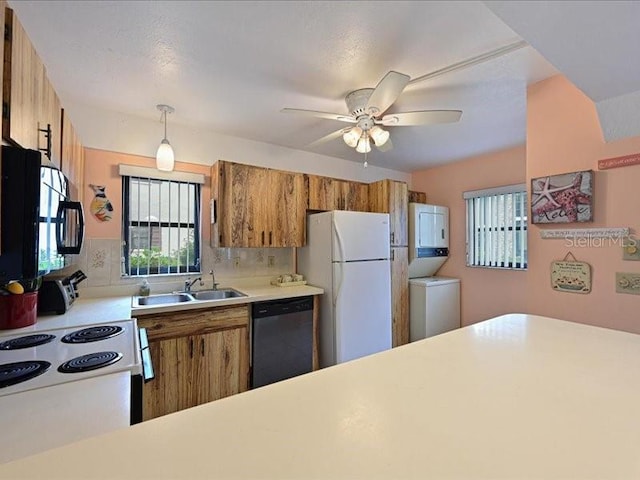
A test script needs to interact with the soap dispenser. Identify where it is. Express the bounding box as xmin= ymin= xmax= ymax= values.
xmin=139 ymin=279 xmax=151 ymax=297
